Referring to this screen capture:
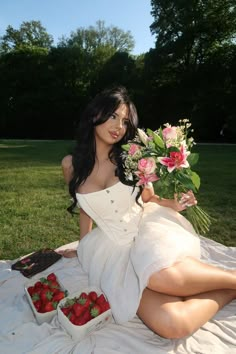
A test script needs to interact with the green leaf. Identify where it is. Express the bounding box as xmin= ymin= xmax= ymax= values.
xmin=147 ymin=128 xmax=165 ymax=149
xmin=168 ymin=146 xmax=179 ymax=153
xmin=187 ymin=153 xmax=199 ymax=166
xmin=158 ymin=127 xmax=163 ymax=139
xmin=175 ymin=172 xmax=197 ymax=192
xmin=191 ymin=171 xmax=201 ymax=190
xmin=121 ymin=144 xmax=130 ymax=151
xmin=39 ymin=277 xmax=47 ymax=283
xmin=146 ymin=128 xmax=154 ymax=136
xmin=153 ymin=175 xmax=176 ymax=199
xmin=154 ymin=134 xmax=165 ymax=149
xmin=147 ymin=141 xmax=156 ymax=149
